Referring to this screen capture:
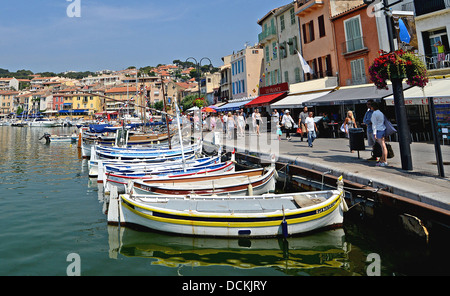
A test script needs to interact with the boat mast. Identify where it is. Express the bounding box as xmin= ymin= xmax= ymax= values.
xmin=161 ymin=79 xmax=172 ymax=149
